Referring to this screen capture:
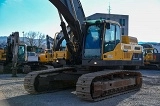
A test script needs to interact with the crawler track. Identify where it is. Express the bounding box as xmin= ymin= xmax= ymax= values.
xmin=24 ymin=67 xmax=76 ymax=94
xmin=76 ymin=70 xmax=142 ymax=101
xmin=24 ymin=68 xmax=142 ymax=101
